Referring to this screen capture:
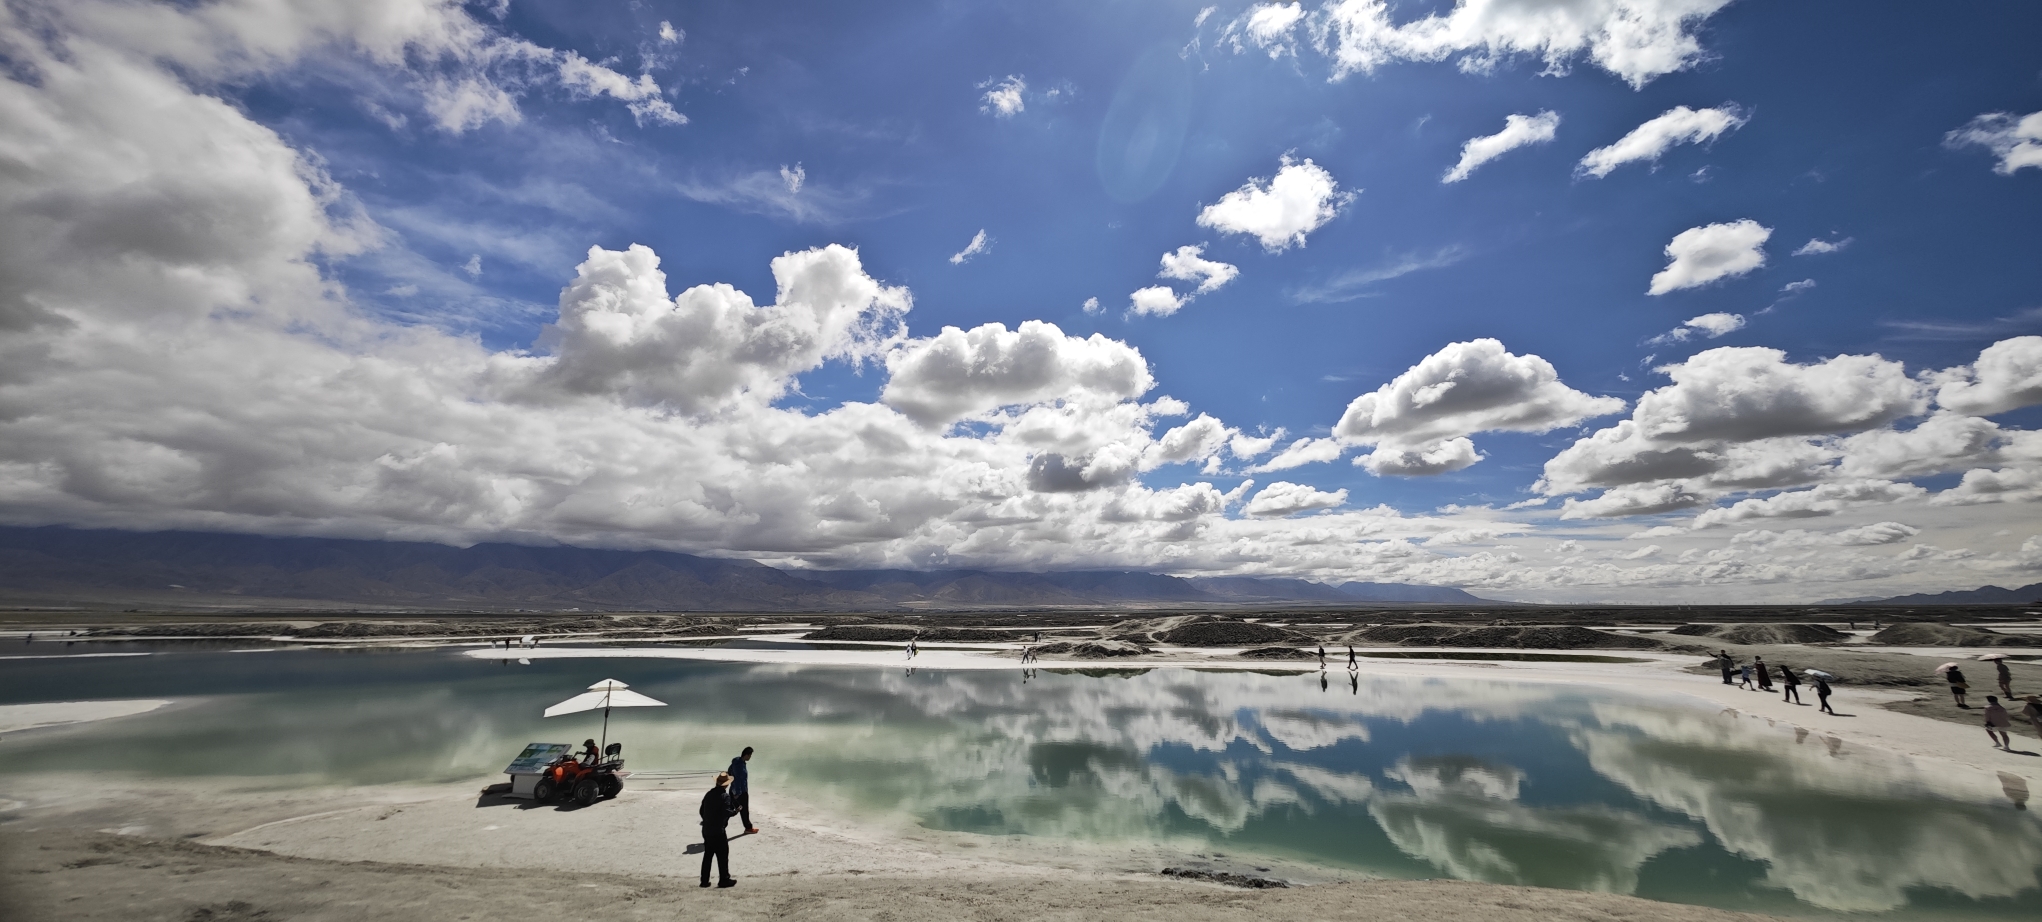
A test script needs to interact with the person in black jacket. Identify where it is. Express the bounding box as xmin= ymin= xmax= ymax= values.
xmin=699 ymin=772 xmax=737 ymax=888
